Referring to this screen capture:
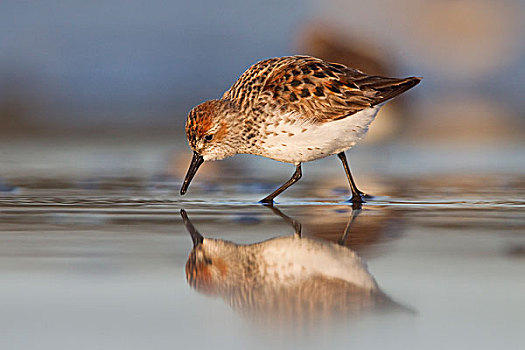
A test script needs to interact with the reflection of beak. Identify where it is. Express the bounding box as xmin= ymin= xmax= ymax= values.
xmin=180 ymin=209 xmax=204 ymax=247
xmin=180 ymin=151 xmax=204 ymax=195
